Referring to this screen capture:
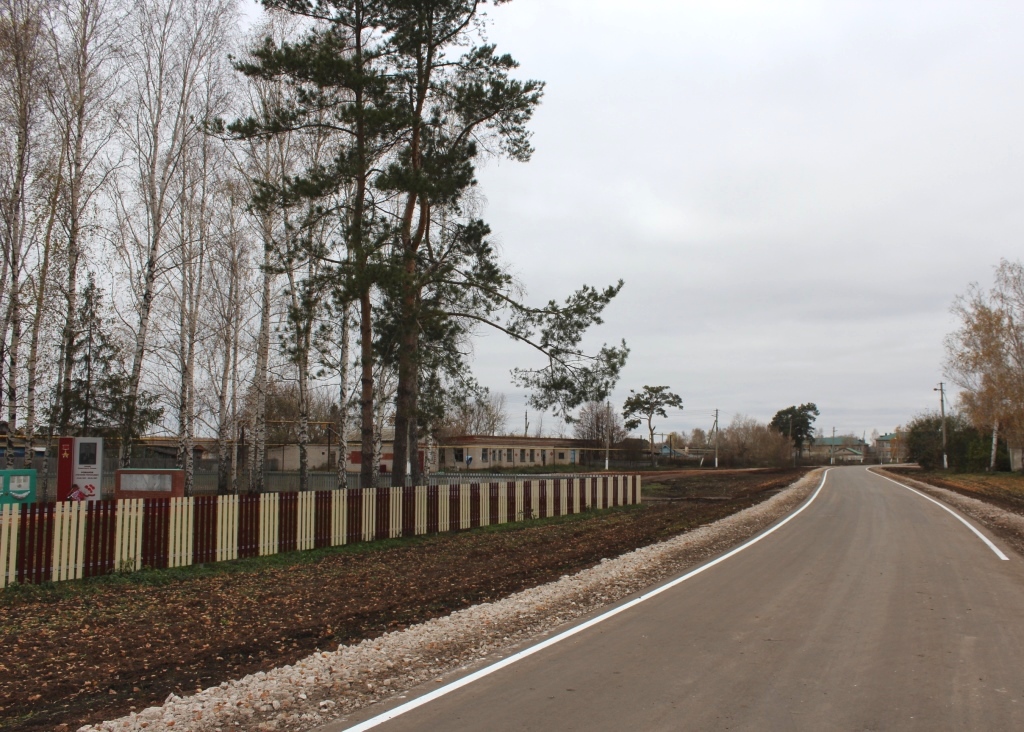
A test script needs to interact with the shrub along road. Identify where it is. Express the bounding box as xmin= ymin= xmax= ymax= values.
xmin=1 ymin=469 xmax=807 ymax=731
